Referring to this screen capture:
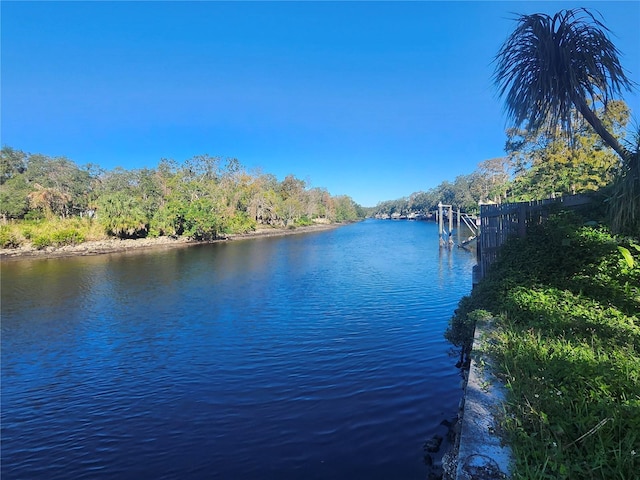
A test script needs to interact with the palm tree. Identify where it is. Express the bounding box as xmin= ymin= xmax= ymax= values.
xmin=493 ymin=8 xmax=638 ymax=234
xmin=27 ymin=184 xmax=72 ymax=219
